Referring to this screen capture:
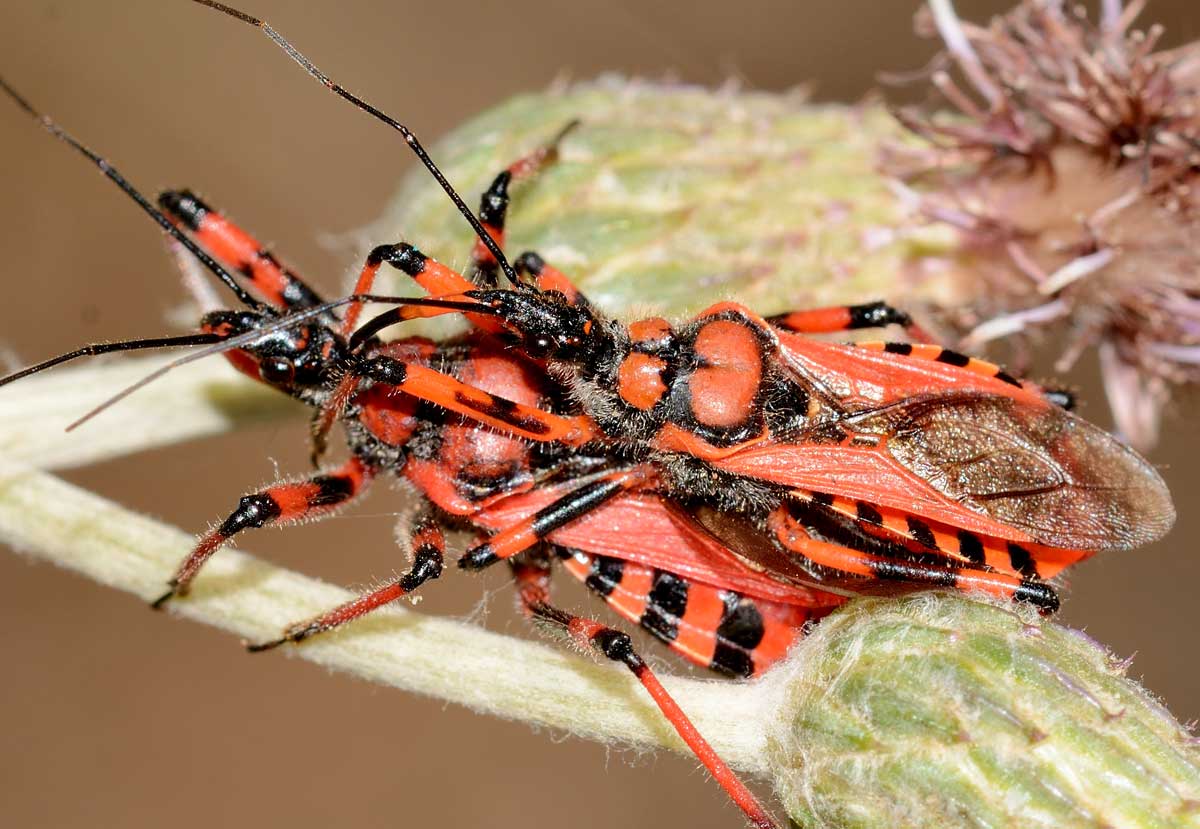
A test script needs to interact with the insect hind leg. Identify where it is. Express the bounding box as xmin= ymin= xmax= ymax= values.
xmin=522 ymin=594 xmax=780 ymax=829
xmin=768 ymin=505 xmax=1059 ymax=612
